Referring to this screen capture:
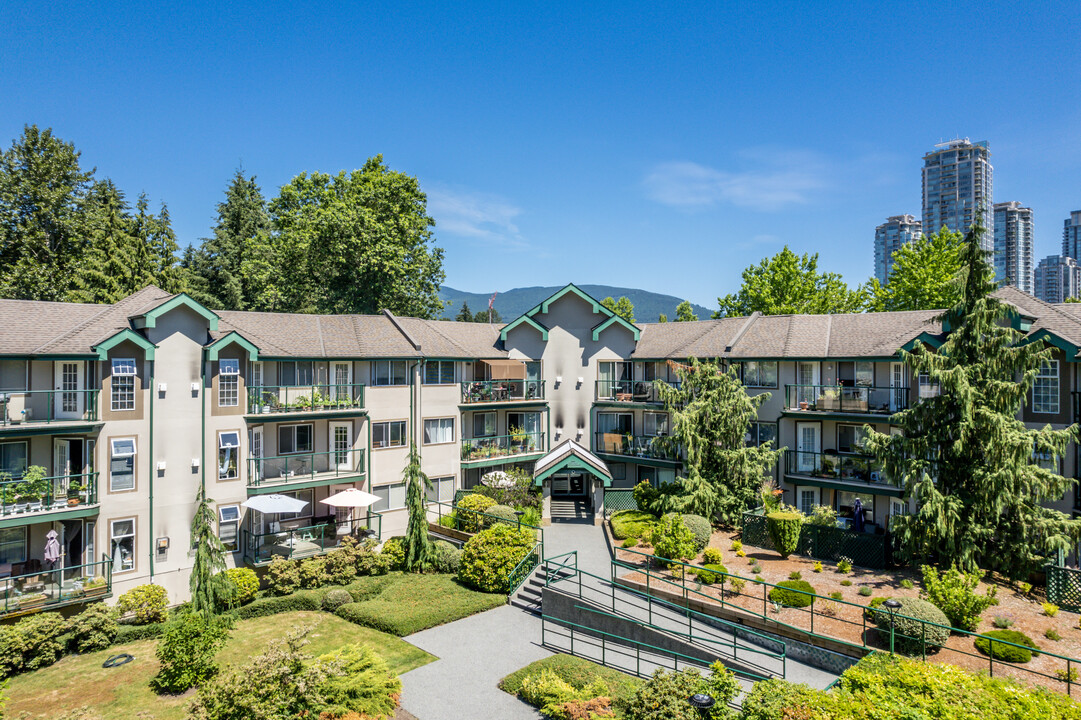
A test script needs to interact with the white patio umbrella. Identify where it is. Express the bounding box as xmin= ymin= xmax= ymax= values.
xmin=242 ymin=494 xmax=310 ymax=514
xmin=320 ymin=488 xmax=380 ymax=508
xmin=482 ymin=470 xmax=515 ymax=488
